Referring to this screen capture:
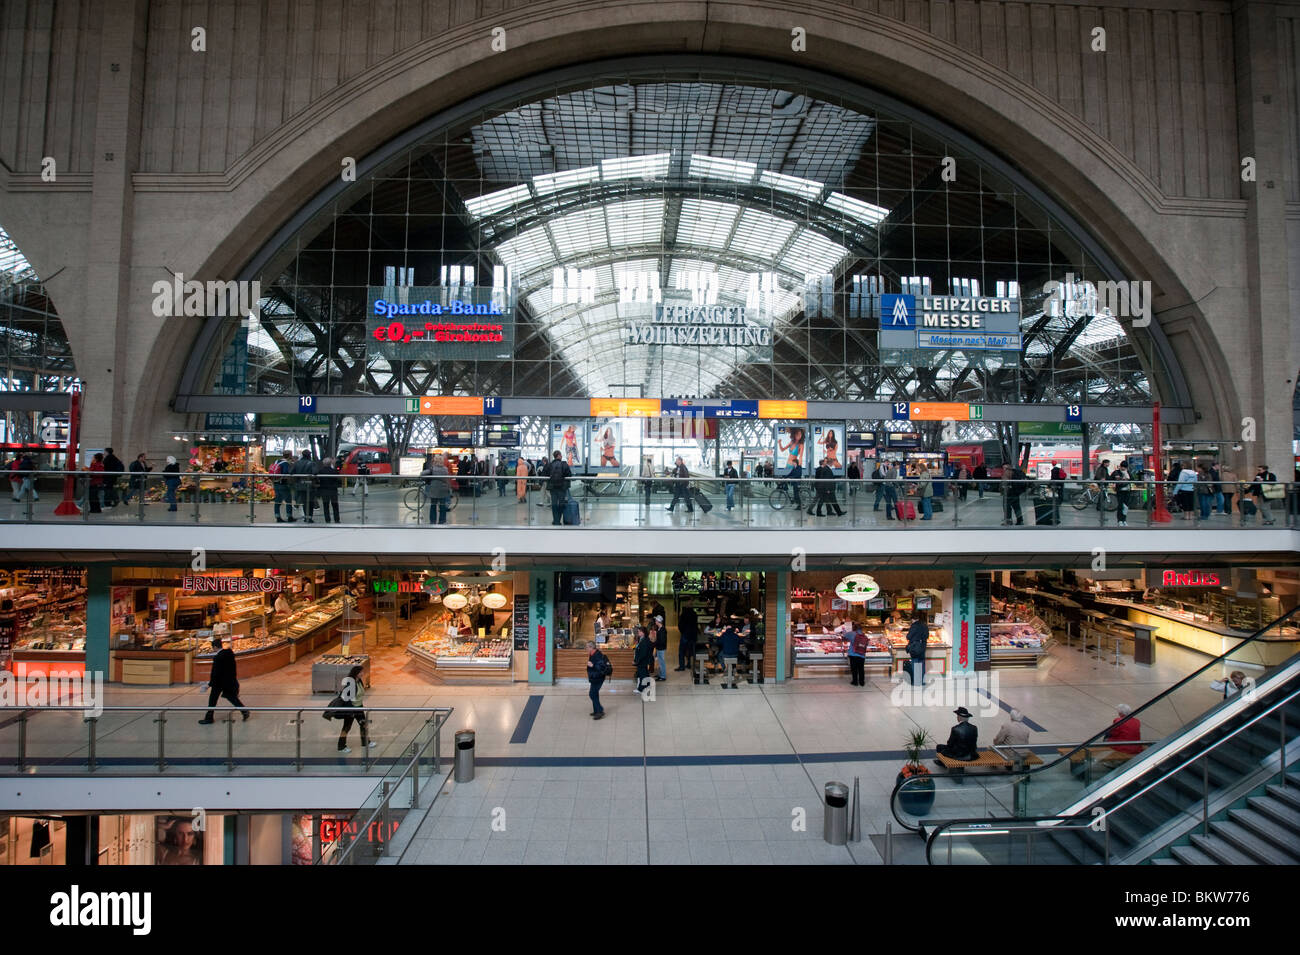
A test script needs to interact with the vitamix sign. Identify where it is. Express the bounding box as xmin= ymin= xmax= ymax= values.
xmin=625 ymin=304 xmax=773 ymax=359
xmin=366 ymin=285 xmax=514 ymax=361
